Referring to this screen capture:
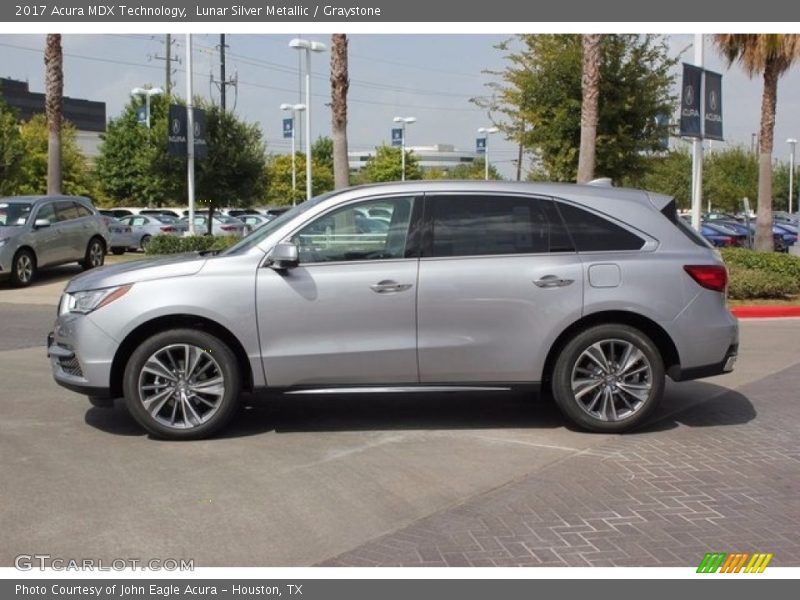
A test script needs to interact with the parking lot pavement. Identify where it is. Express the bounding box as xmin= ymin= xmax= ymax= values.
xmin=0 ymin=310 xmax=798 ymax=567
